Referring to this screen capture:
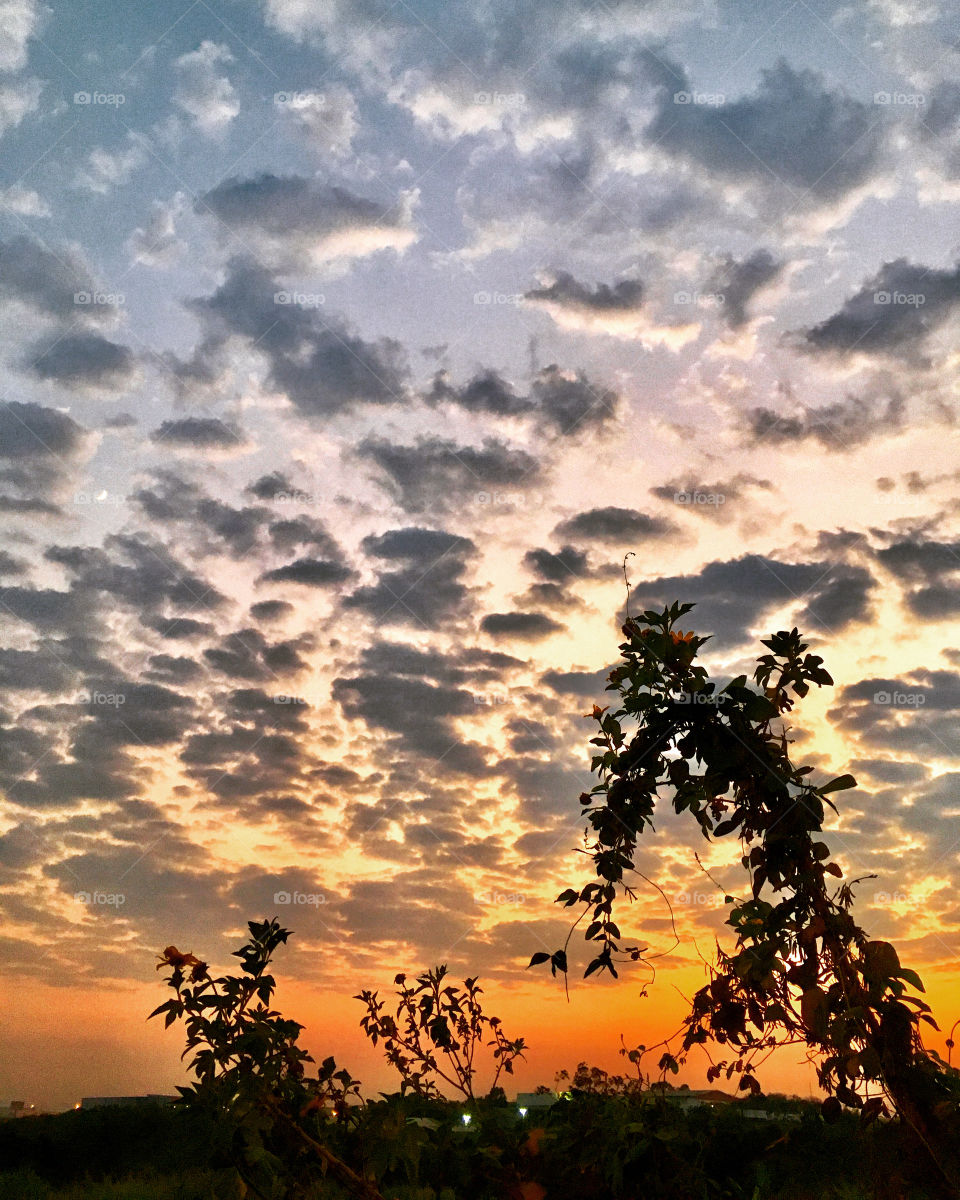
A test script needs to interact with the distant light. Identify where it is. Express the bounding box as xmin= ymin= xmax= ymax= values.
xmin=518 ymin=1107 xmax=527 ymax=1117
xmin=74 ymin=1103 xmax=81 ymax=1110
xmin=461 ymin=1113 xmax=472 ymax=1126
